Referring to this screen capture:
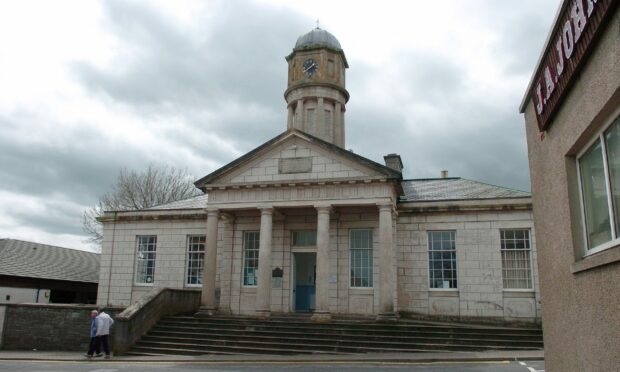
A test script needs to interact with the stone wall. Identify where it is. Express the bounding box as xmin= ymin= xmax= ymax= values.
xmin=114 ymin=288 xmax=201 ymax=354
xmin=98 ymin=217 xmax=210 ymax=307
xmin=98 ymin=204 xmax=540 ymax=323
xmin=397 ymin=209 xmax=540 ymax=322
xmin=0 ymin=304 xmax=123 ymax=351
